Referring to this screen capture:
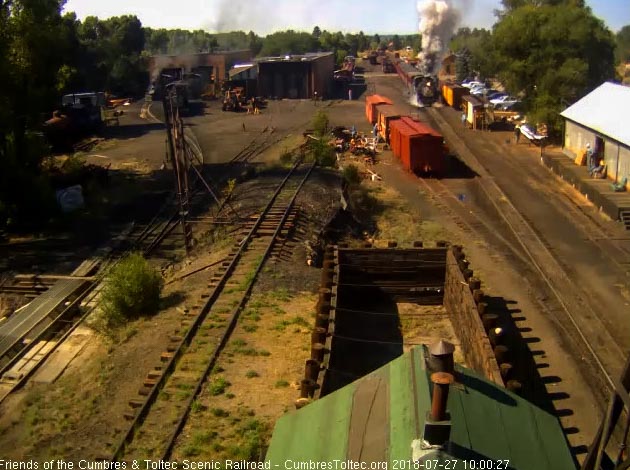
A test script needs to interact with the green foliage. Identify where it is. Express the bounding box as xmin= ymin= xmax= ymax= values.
xmin=274 ymin=380 xmax=290 ymax=388
xmin=312 ymin=110 xmax=330 ymax=137
xmin=455 ymin=48 xmax=472 ymax=82
xmin=227 ymin=419 xmax=269 ymax=460
xmin=100 ymin=253 xmax=163 ymax=328
xmin=450 ymin=28 xmax=494 ymax=79
xmin=209 ymin=377 xmax=231 ymax=396
xmin=616 ymin=25 xmax=630 ymax=64
xmin=259 ymin=30 xmax=320 ymax=57
xmin=245 ymin=370 xmax=260 ymax=378
xmin=309 ymin=139 xmax=336 ymax=167
xmin=491 ymin=3 xmax=615 ymax=131
xmin=211 ymin=407 xmax=230 ymax=417
xmin=335 ymin=49 xmax=349 ymax=67
xmin=279 ymin=149 xmax=293 ymax=166
xmin=342 ymin=164 xmax=361 ymax=186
